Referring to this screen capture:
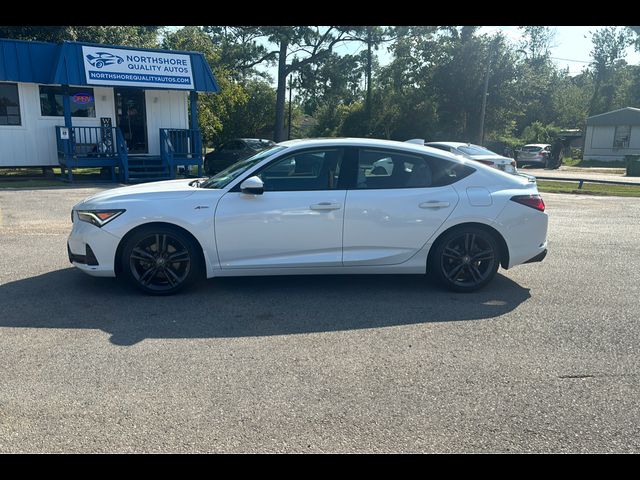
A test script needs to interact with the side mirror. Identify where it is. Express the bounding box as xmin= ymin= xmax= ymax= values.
xmin=240 ymin=176 xmax=264 ymax=195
